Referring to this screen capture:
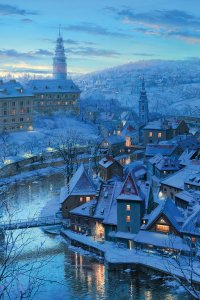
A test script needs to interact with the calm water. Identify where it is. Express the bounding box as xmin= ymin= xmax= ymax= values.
xmin=1 ymin=175 xmax=191 ymax=300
